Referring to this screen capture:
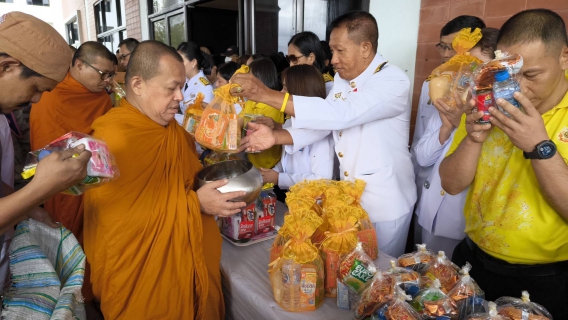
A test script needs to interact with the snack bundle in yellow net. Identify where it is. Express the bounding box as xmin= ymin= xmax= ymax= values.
xmin=182 ymin=92 xmax=205 ymax=136
xmin=195 ymin=65 xmax=248 ymax=152
xmin=269 ymin=209 xmax=325 ymax=312
xmin=428 ymin=28 xmax=484 ymax=108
